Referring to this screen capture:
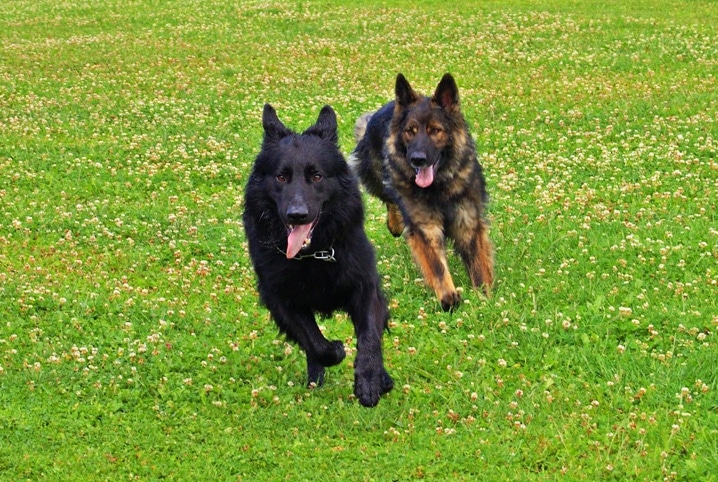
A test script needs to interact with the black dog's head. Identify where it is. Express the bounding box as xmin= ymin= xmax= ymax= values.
xmin=252 ymin=104 xmax=348 ymax=258
xmin=390 ymin=73 xmax=462 ymax=188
